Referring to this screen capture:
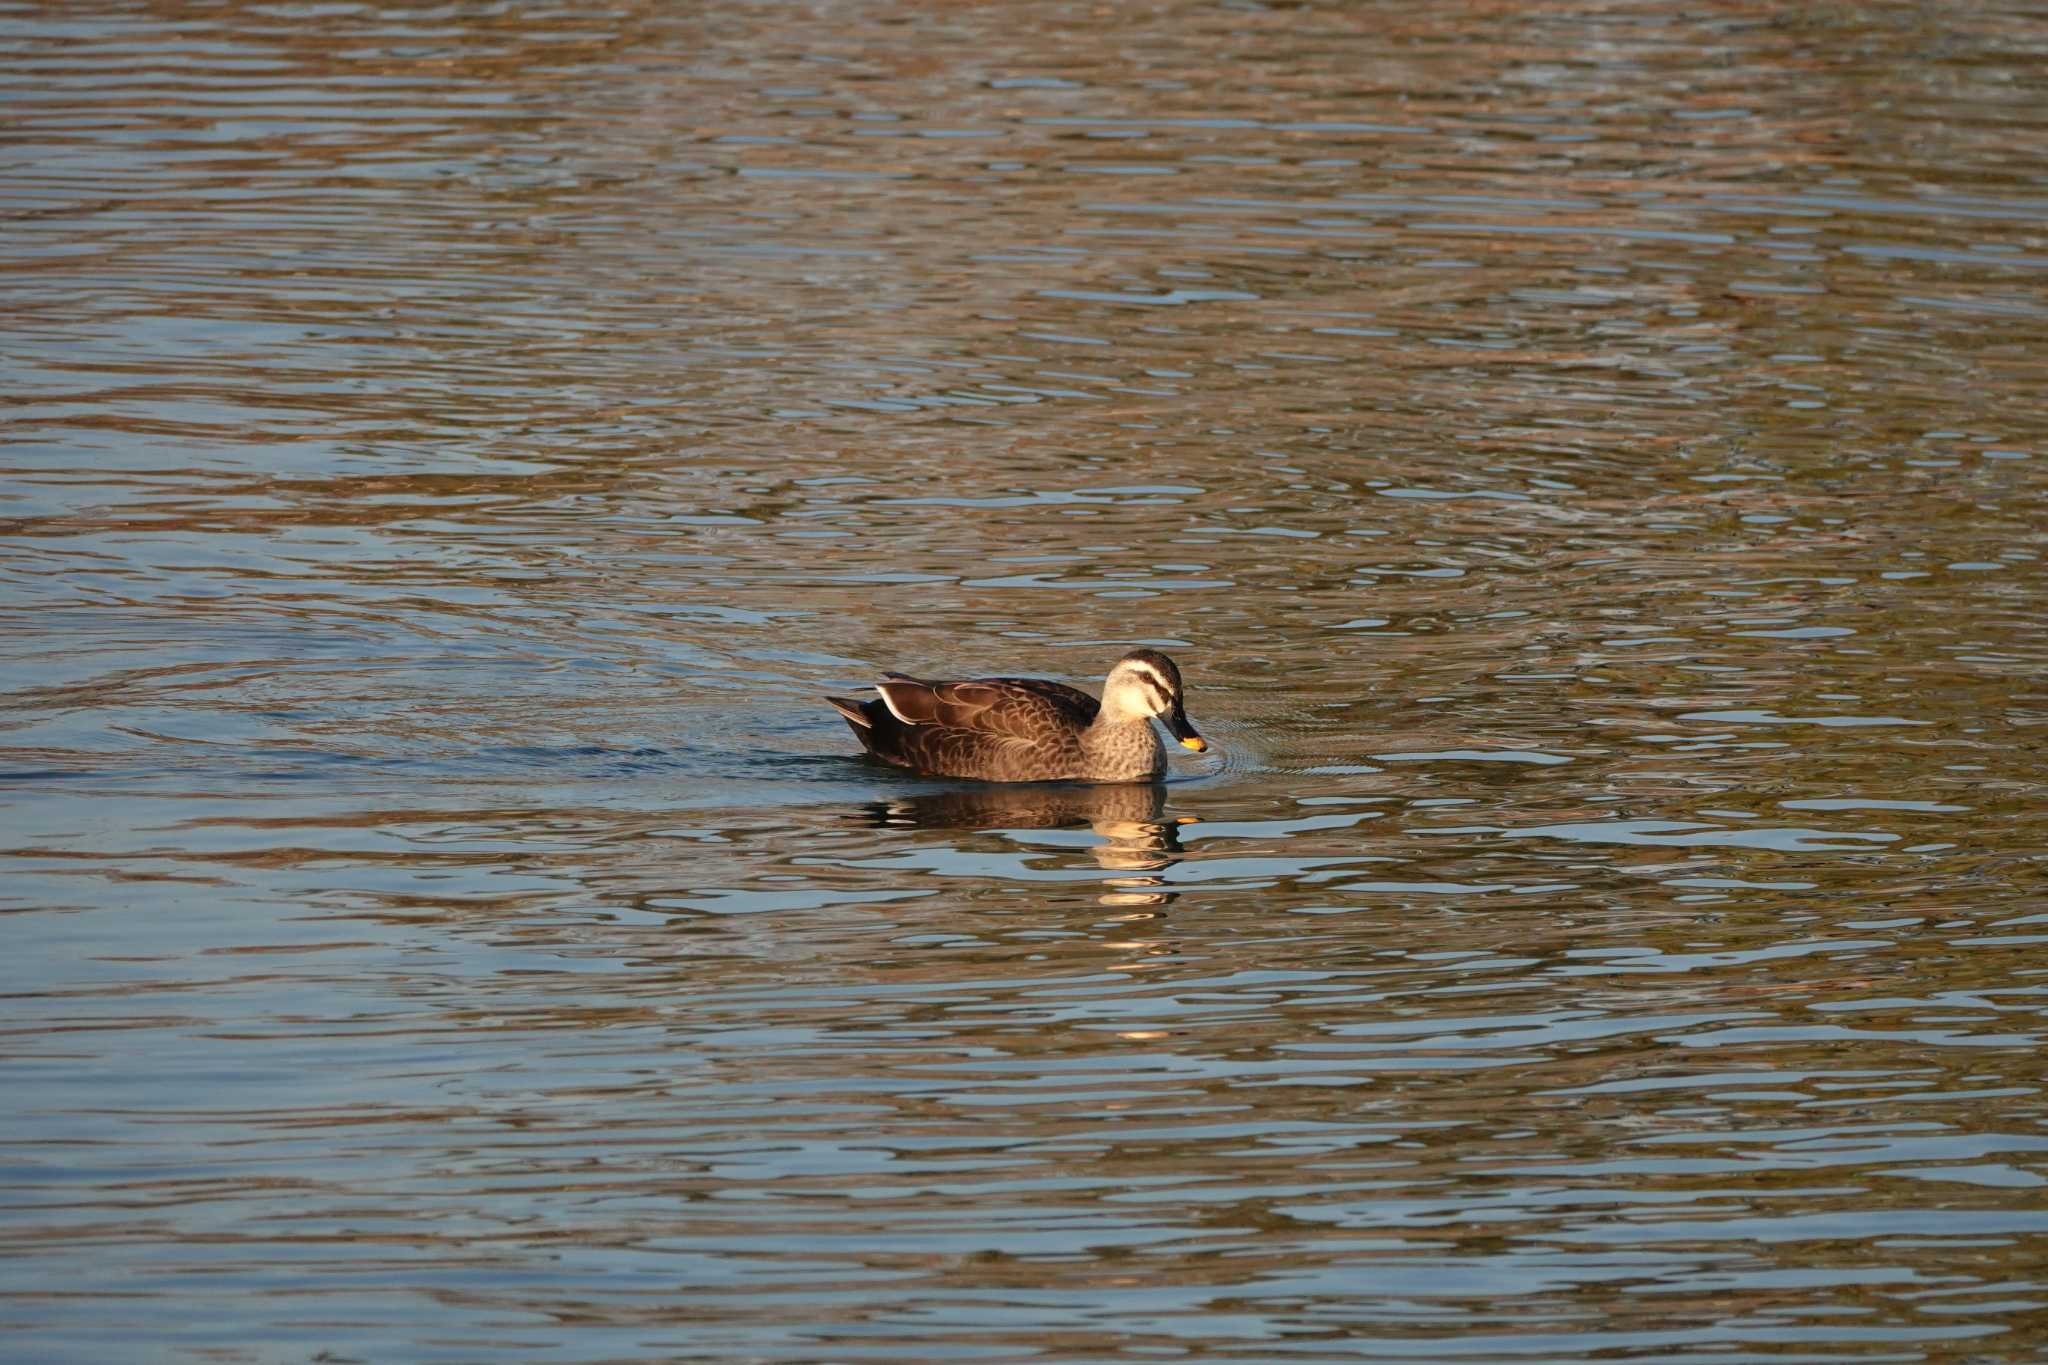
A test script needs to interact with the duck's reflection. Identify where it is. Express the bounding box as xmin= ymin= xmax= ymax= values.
xmin=859 ymin=782 xmax=1192 ymax=906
